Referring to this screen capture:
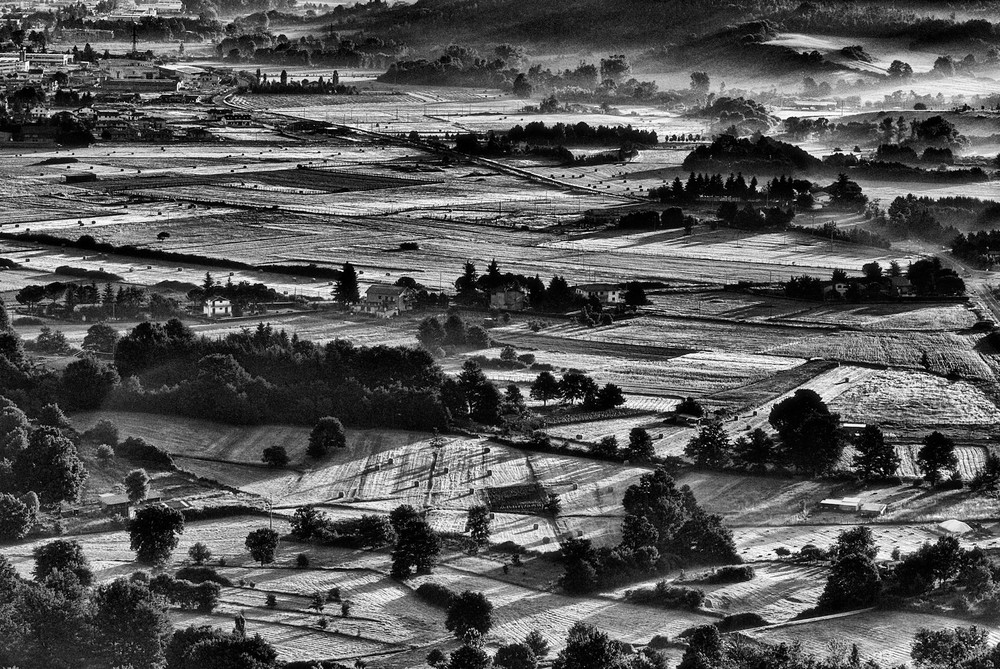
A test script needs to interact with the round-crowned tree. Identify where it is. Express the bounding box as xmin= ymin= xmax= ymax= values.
xmin=0 ymin=493 xmax=32 ymax=541
xmin=262 ymin=445 xmax=290 ymax=468
xmin=33 ymin=539 xmax=93 ymax=586
xmin=245 ymin=528 xmax=280 ymax=566
xmin=445 ymin=590 xmax=494 ymax=639
xmin=129 ymin=504 xmax=184 ymax=565
xmin=307 ymin=417 xmax=346 ymax=458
